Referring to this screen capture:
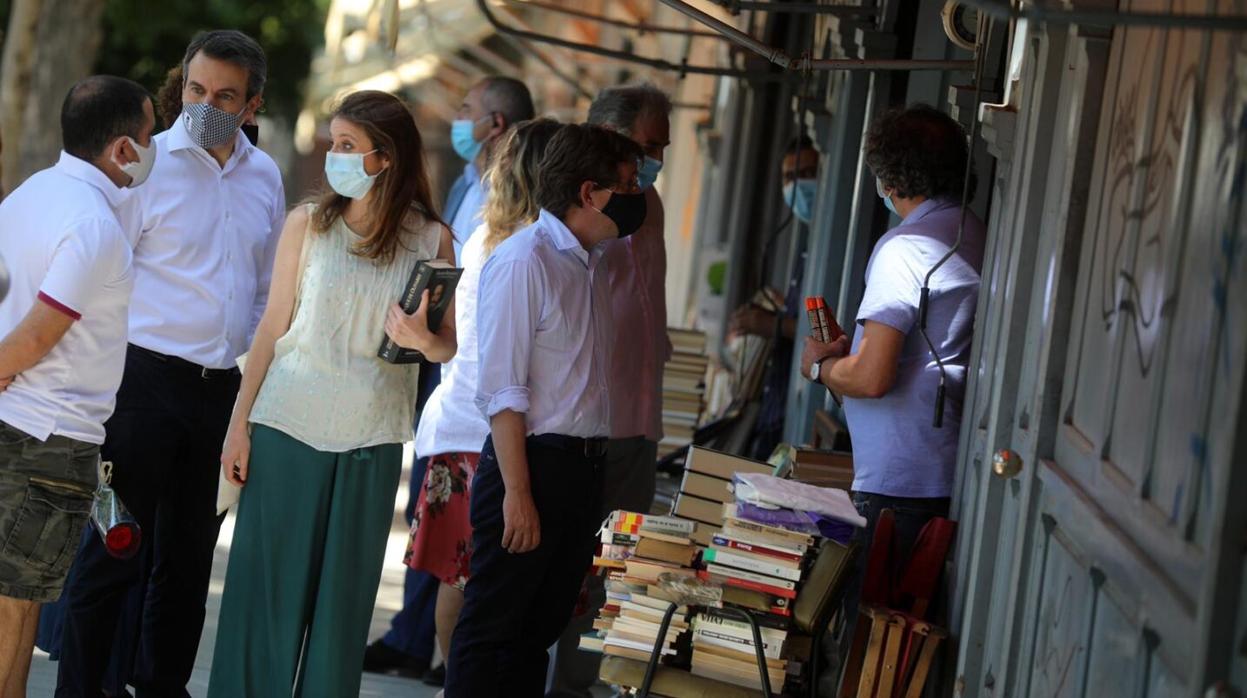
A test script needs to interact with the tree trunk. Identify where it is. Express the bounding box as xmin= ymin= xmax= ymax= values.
xmin=0 ymin=0 xmax=106 ymax=195
xmin=0 ymin=0 xmax=44 ymax=195
xmin=17 ymin=0 xmax=107 ymax=182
